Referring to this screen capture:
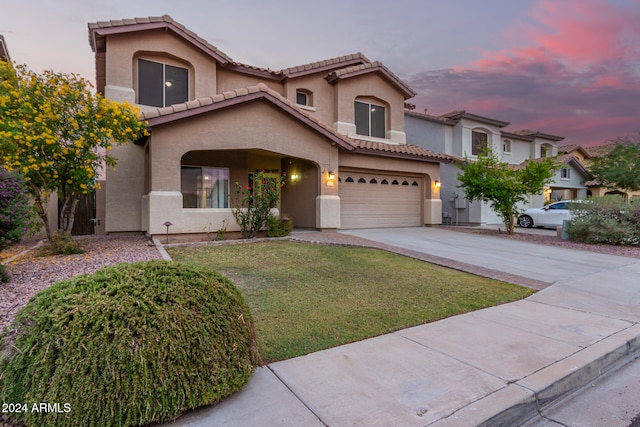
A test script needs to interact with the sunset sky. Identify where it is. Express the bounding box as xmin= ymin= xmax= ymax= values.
xmin=1 ymin=0 xmax=638 ymax=146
